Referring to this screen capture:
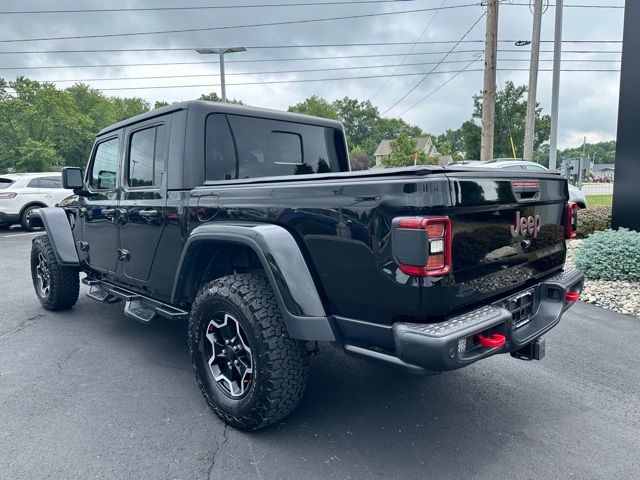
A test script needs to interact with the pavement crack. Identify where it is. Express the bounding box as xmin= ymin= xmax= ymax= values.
xmin=57 ymin=342 xmax=88 ymax=370
xmin=0 ymin=312 xmax=46 ymax=340
xmin=207 ymin=423 xmax=230 ymax=480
